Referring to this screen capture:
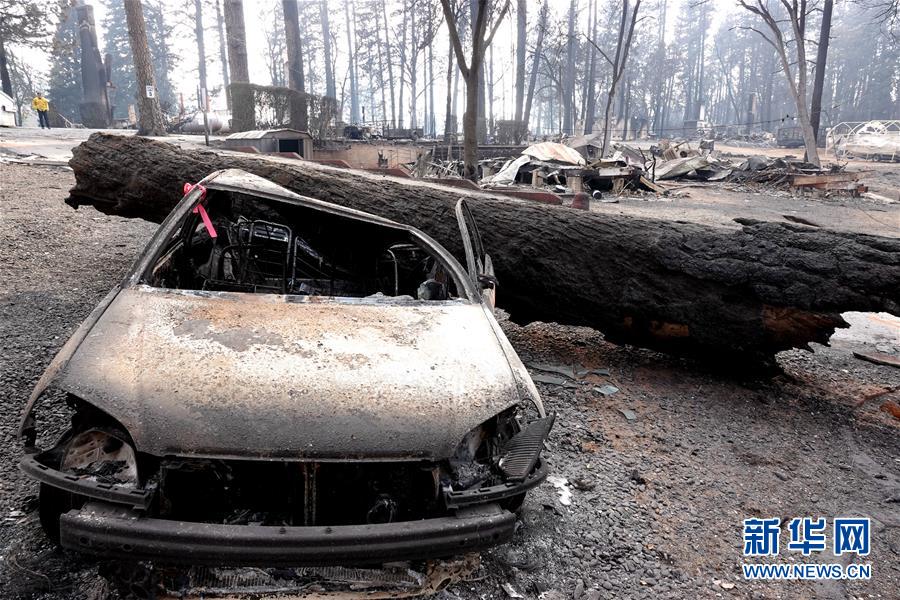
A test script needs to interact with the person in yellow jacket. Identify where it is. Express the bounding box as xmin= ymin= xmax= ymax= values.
xmin=32 ymin=93 xmax=50 ymax=129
